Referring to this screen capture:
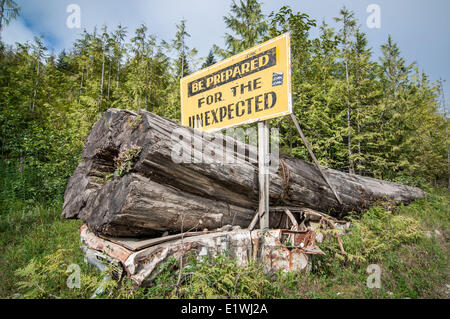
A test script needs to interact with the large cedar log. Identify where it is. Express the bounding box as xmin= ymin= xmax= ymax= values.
xmin=62 ymin=108 xmax=425 ymax=237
